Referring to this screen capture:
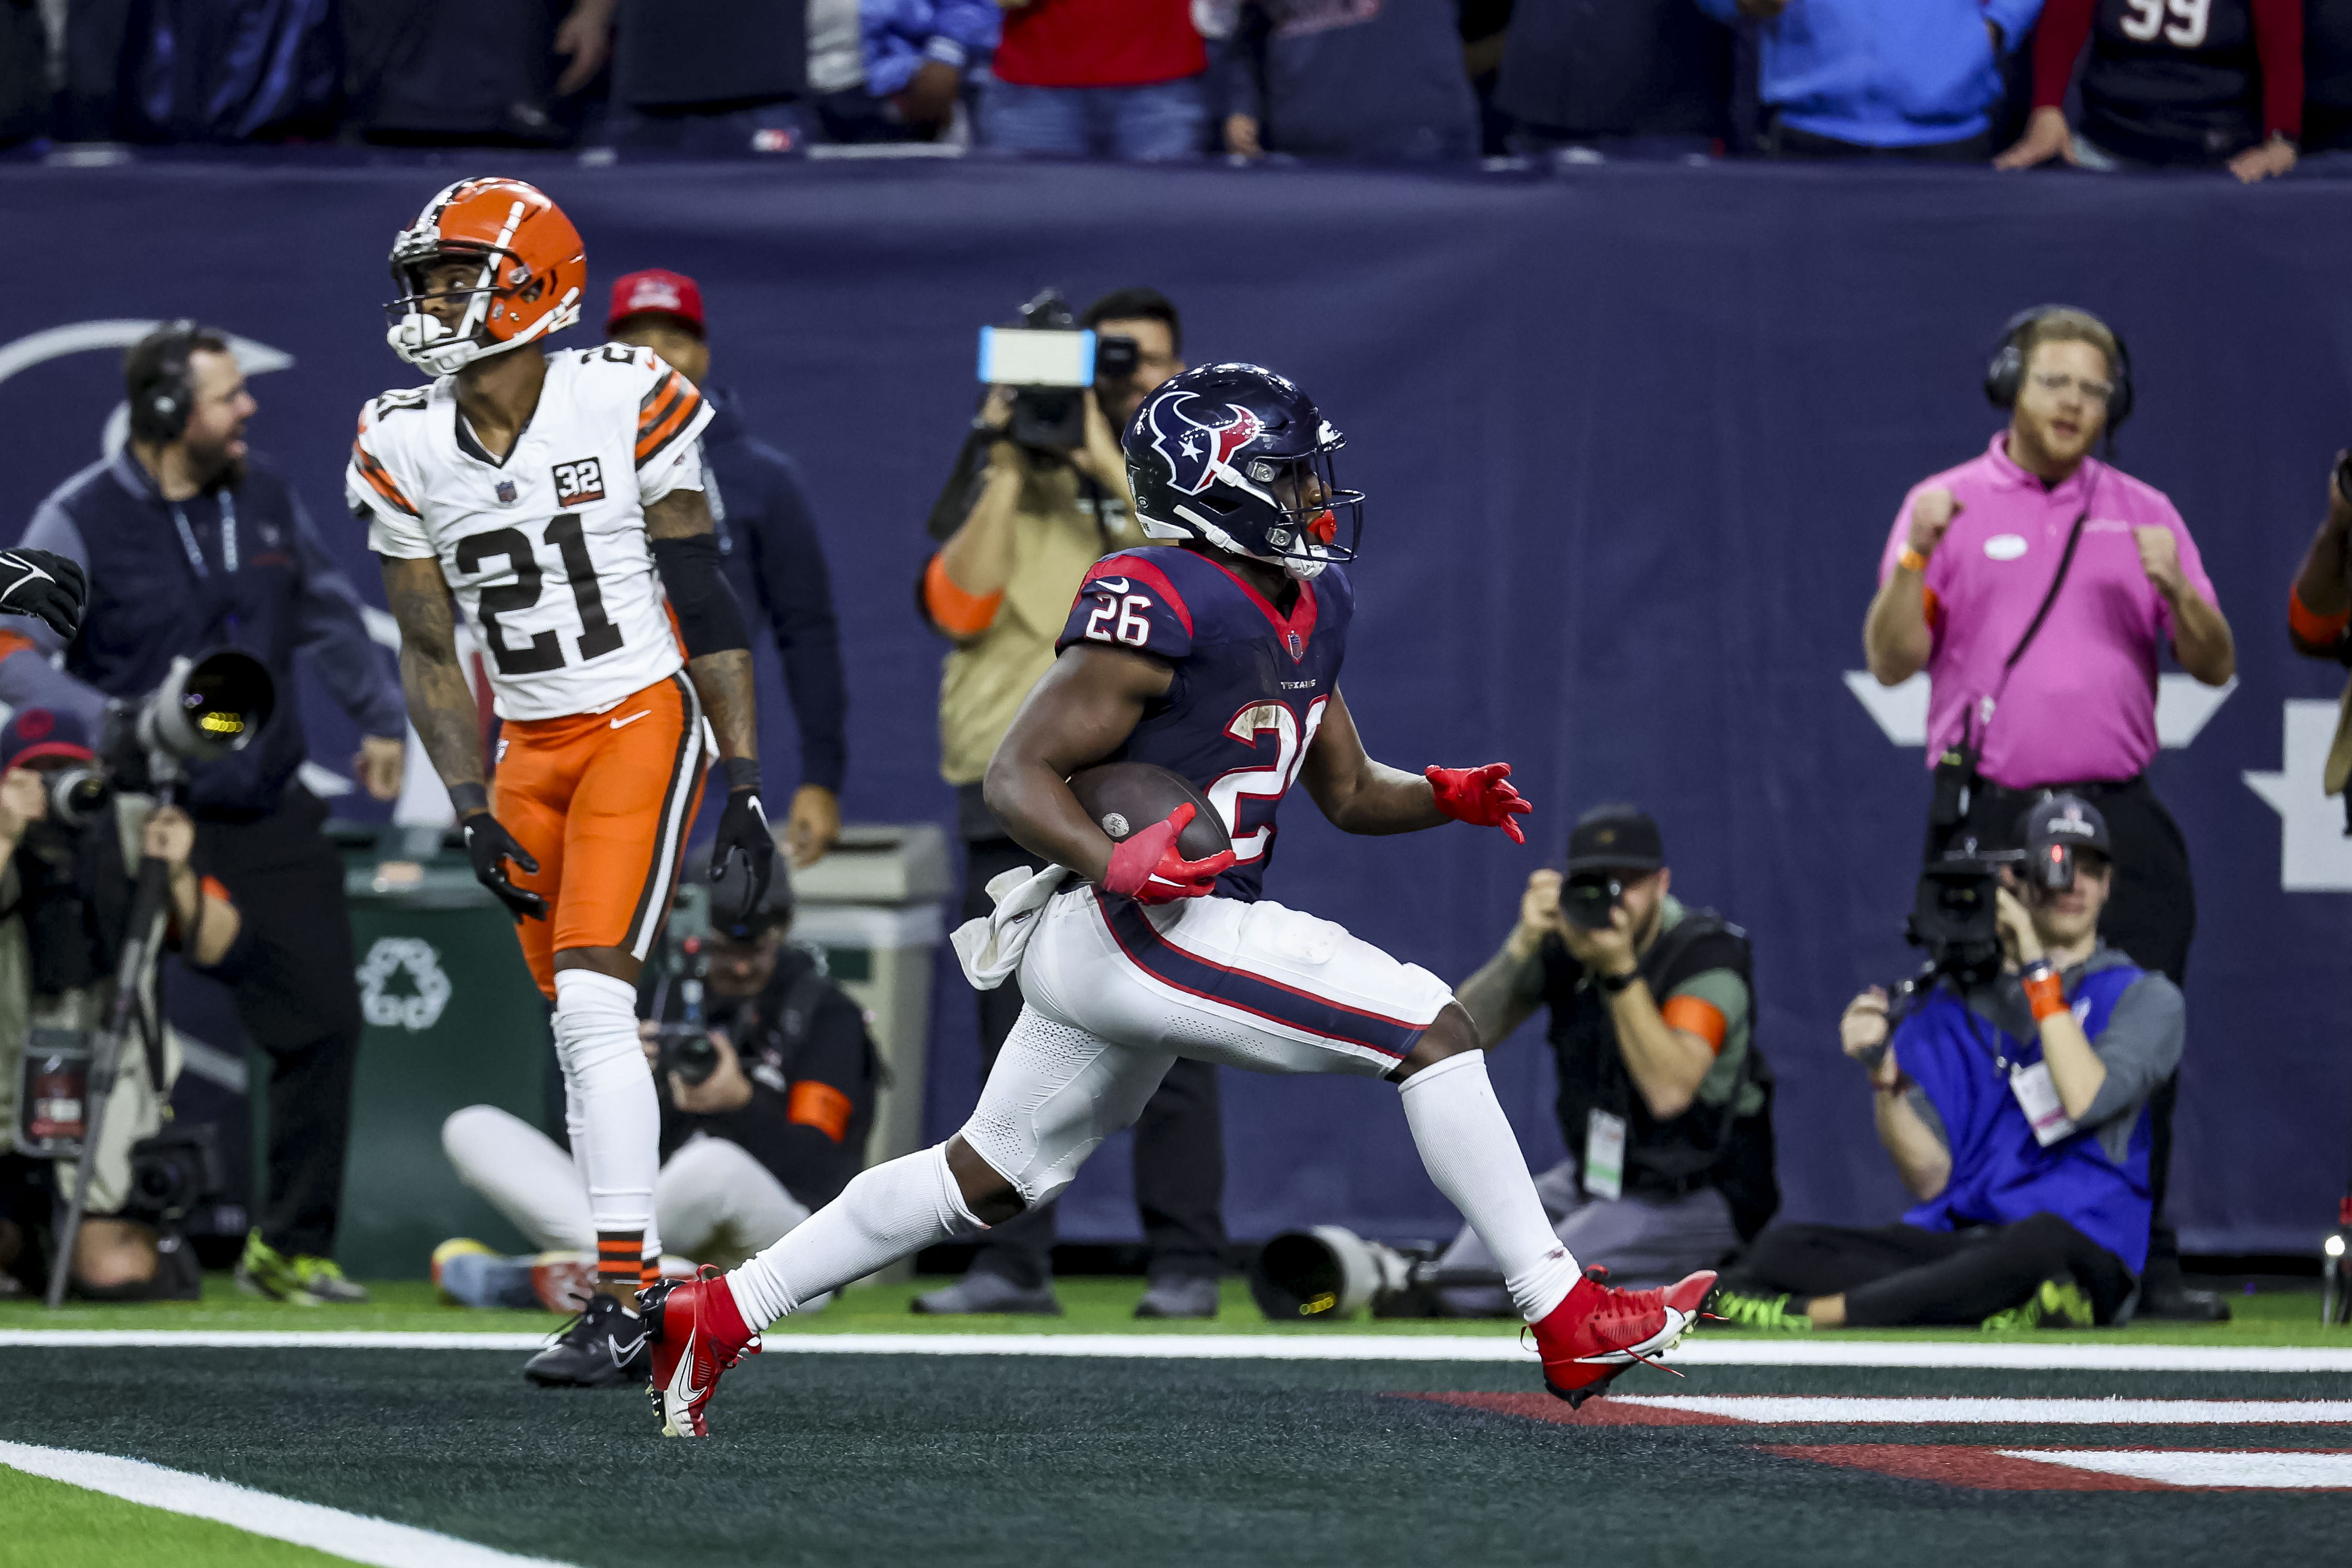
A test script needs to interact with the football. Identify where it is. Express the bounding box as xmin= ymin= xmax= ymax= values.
xmin=1066 ymin=761 xmax=1233 ymax=862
